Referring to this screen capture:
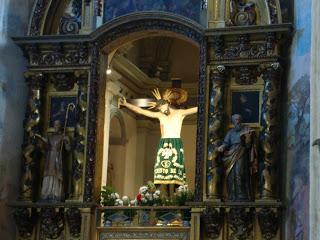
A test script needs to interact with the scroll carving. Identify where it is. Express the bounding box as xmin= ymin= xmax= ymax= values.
xmin=229 ymin=0 xmax=257 ymax=26
xmin=202 ymin=207 xmax=224 ymax=239
xmin=258 ymin=208 xmax=280 ymax=240
xmin=40 ymin=208 xmax=64 ymax=239
xmin=228 ymin=208 xmax=253 ymax=240
xmin=66 ymin=208 xmax=82 ymax=237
